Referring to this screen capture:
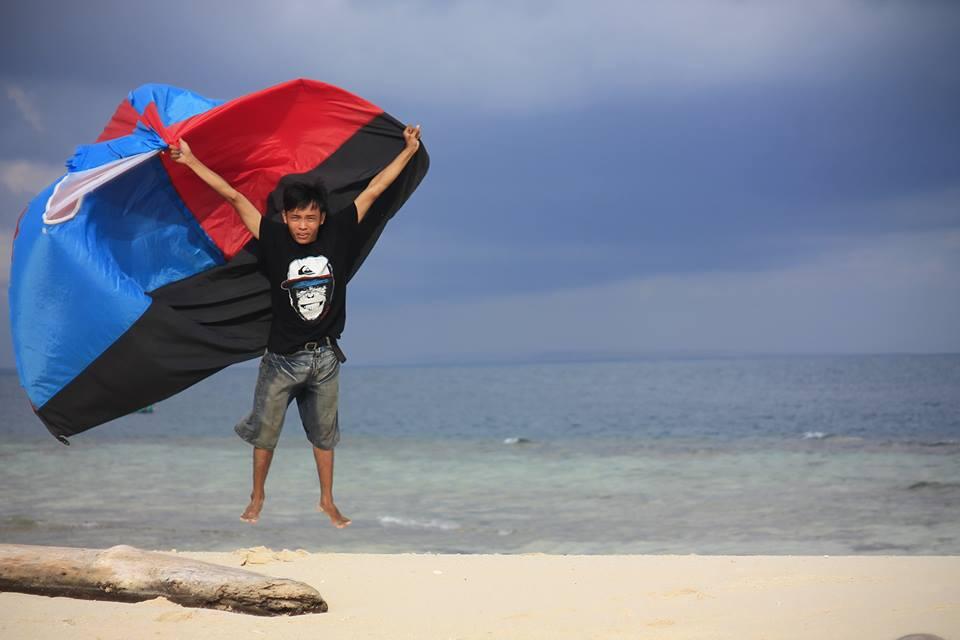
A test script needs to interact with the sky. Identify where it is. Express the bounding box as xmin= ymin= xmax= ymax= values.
xmin=2 ymin=0 xmax=959 ymax=368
